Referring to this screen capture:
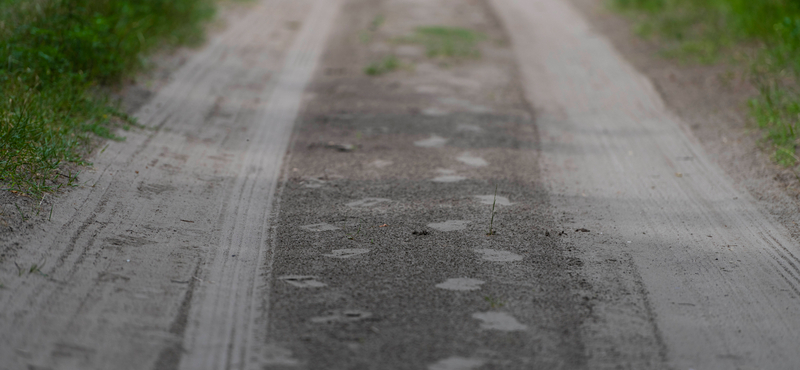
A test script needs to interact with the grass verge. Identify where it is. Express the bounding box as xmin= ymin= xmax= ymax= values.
xmin=611 ymin=0 xmax=800 ymax=166
xmin=1 ymin=0 xmax=216 ymax=198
